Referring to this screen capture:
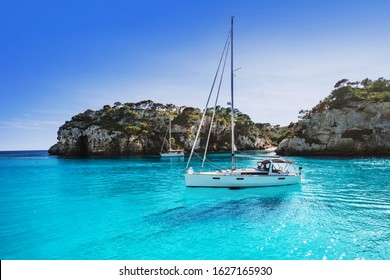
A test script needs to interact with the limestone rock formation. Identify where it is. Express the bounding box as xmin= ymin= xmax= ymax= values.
xmin=48 ymin=100 xmax=273 ymax=156
xmin=276 ymin=78 xmax=390 ymax=156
